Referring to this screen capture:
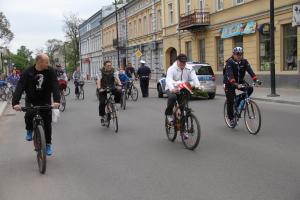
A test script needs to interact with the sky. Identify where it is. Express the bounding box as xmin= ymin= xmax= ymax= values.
xmin=0 ymin=0 xmax=113 ymax=53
